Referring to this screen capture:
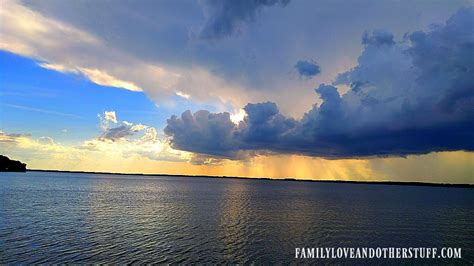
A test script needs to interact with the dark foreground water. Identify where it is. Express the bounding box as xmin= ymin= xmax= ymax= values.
xmin=1 ymin=172 xmax=473 ymax=264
